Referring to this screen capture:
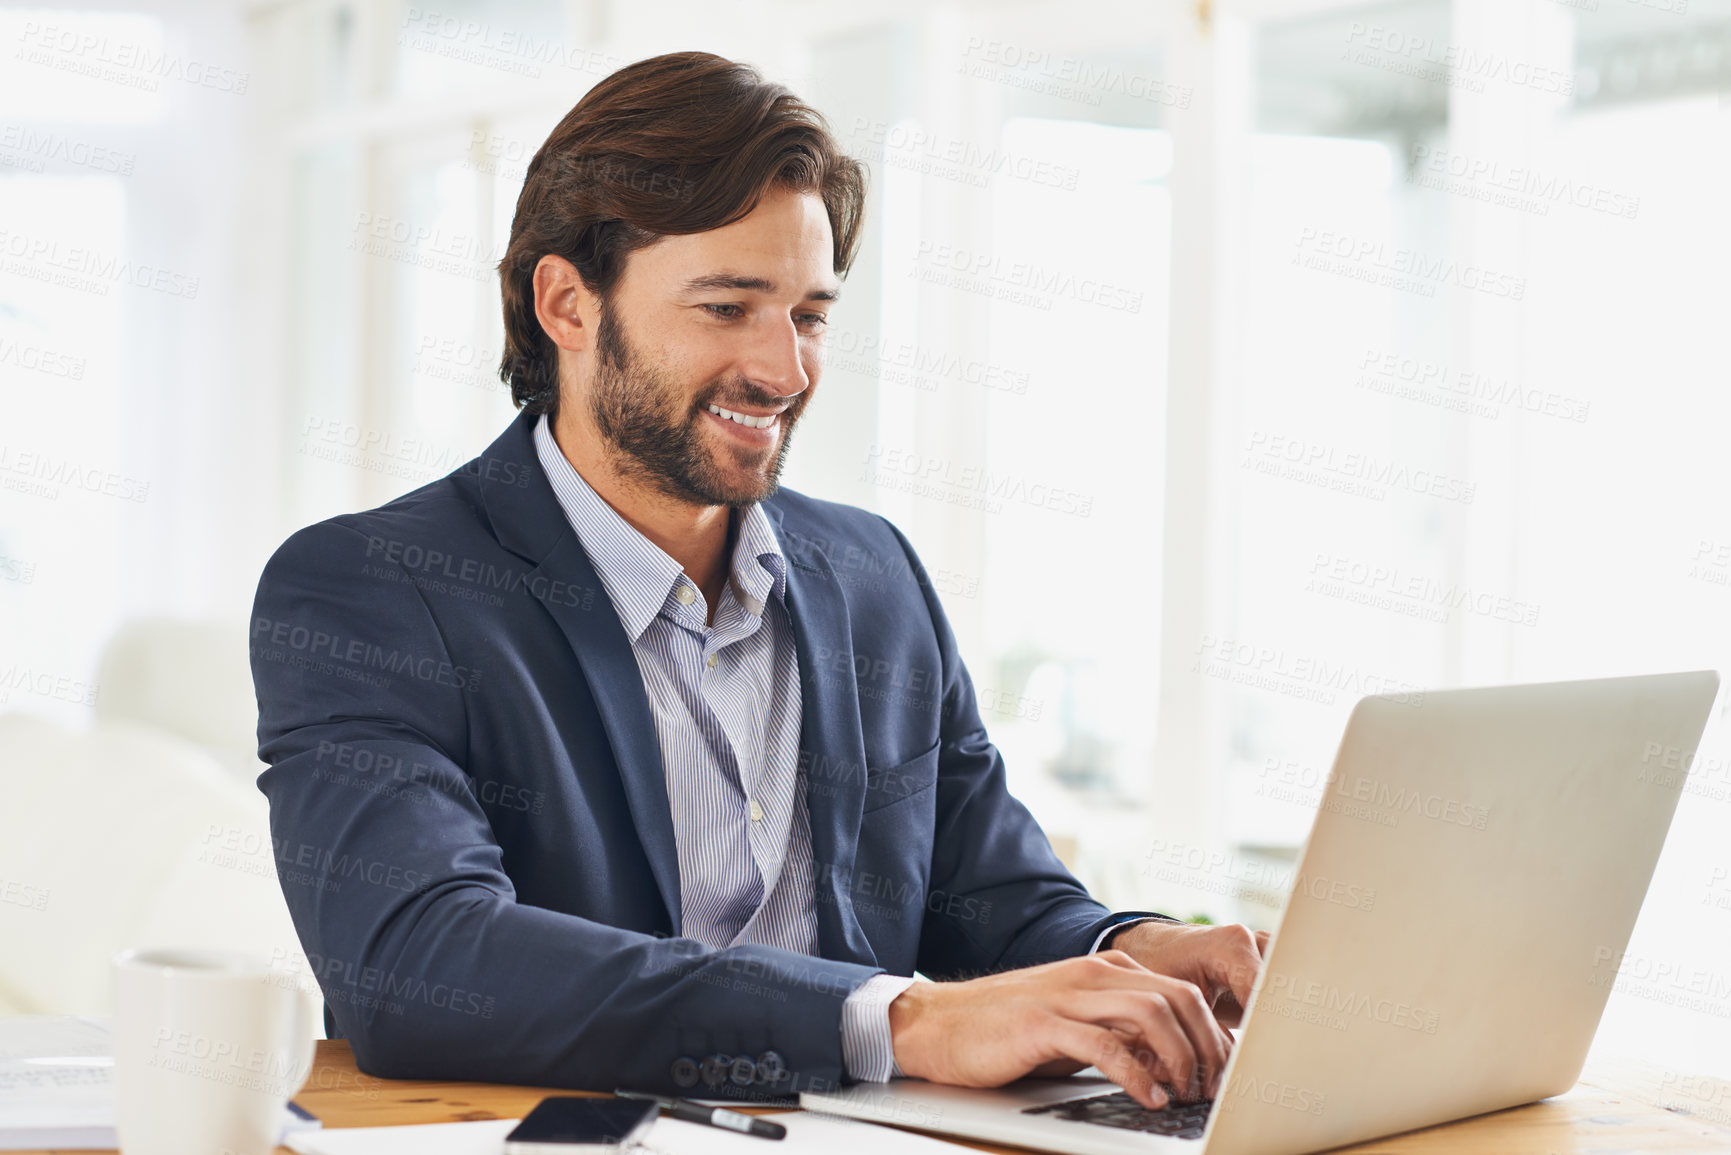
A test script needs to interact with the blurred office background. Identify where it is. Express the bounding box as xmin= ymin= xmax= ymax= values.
xmin=2 ymin=0 xmax=1729 ymax=1077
